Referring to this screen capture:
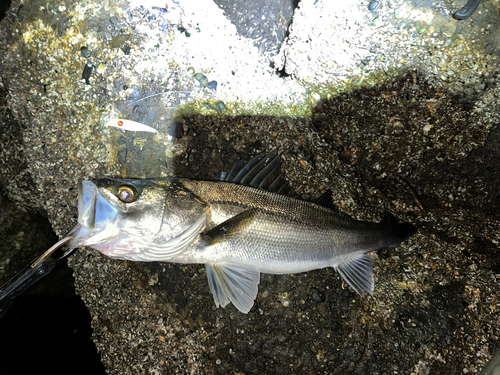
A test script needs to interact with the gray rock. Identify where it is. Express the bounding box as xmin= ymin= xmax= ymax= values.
xmin=213 ymin=0 xmax=296 ymax=57
xmin=1 ymin=0 xmax=500 ymax=374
